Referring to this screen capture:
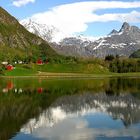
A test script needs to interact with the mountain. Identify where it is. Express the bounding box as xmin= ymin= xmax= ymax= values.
xmin=20 ymin=19 xmax=66 ymax=43
xmin=108 ymin=29 xmax=118 ymax=35
xmin=22 ymin=20 xmax=140 ymax=58
xmin=51 ymin=36 xmax=95 ymax=57
xmin=88 ymin=22 xmax=140 ymax=57
xmin=21 ymin=19 xmax=58 ymax=42
xmin=56 ymin=22 xmax=140 ymax=57
xmin=0 ymin=7 xmax=58 ymax=61
xmin=21 ymin=20 xmax=98 ymax=57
